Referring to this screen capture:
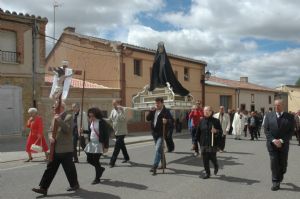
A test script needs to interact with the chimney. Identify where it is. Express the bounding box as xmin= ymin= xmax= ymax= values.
xmin=240 ymin=77 xmax=248 ymax=83
xmin=64 ymin=27 xmax=75 ymax=32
